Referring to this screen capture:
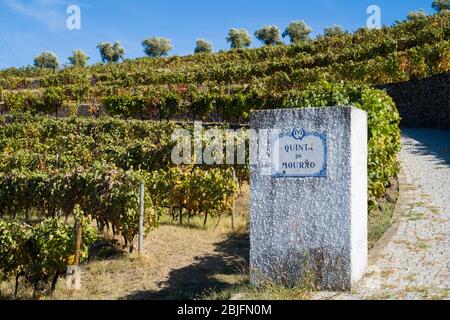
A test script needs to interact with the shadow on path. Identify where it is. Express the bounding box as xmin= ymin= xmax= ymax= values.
xmin=122 ymin=233 xmax=250 ymax=300
xmin=401 ymin=128 xmax=450 ymax=166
